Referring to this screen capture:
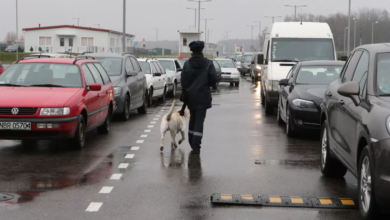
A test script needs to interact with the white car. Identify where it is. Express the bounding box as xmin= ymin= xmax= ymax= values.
xmin=214 ymin=59 xmax=240 ymax=87
xmin=235 ymin=55 xmax=242 ymax=73
xmin=157 ymin=58 xmax=183 ymax=97
xmin=138 ymin=59 xmax=167 ymax=106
